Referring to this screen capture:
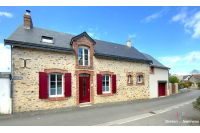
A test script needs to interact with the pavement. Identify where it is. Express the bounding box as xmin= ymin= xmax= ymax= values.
xmin=0 ymin=89 xmax=200 ymax=126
